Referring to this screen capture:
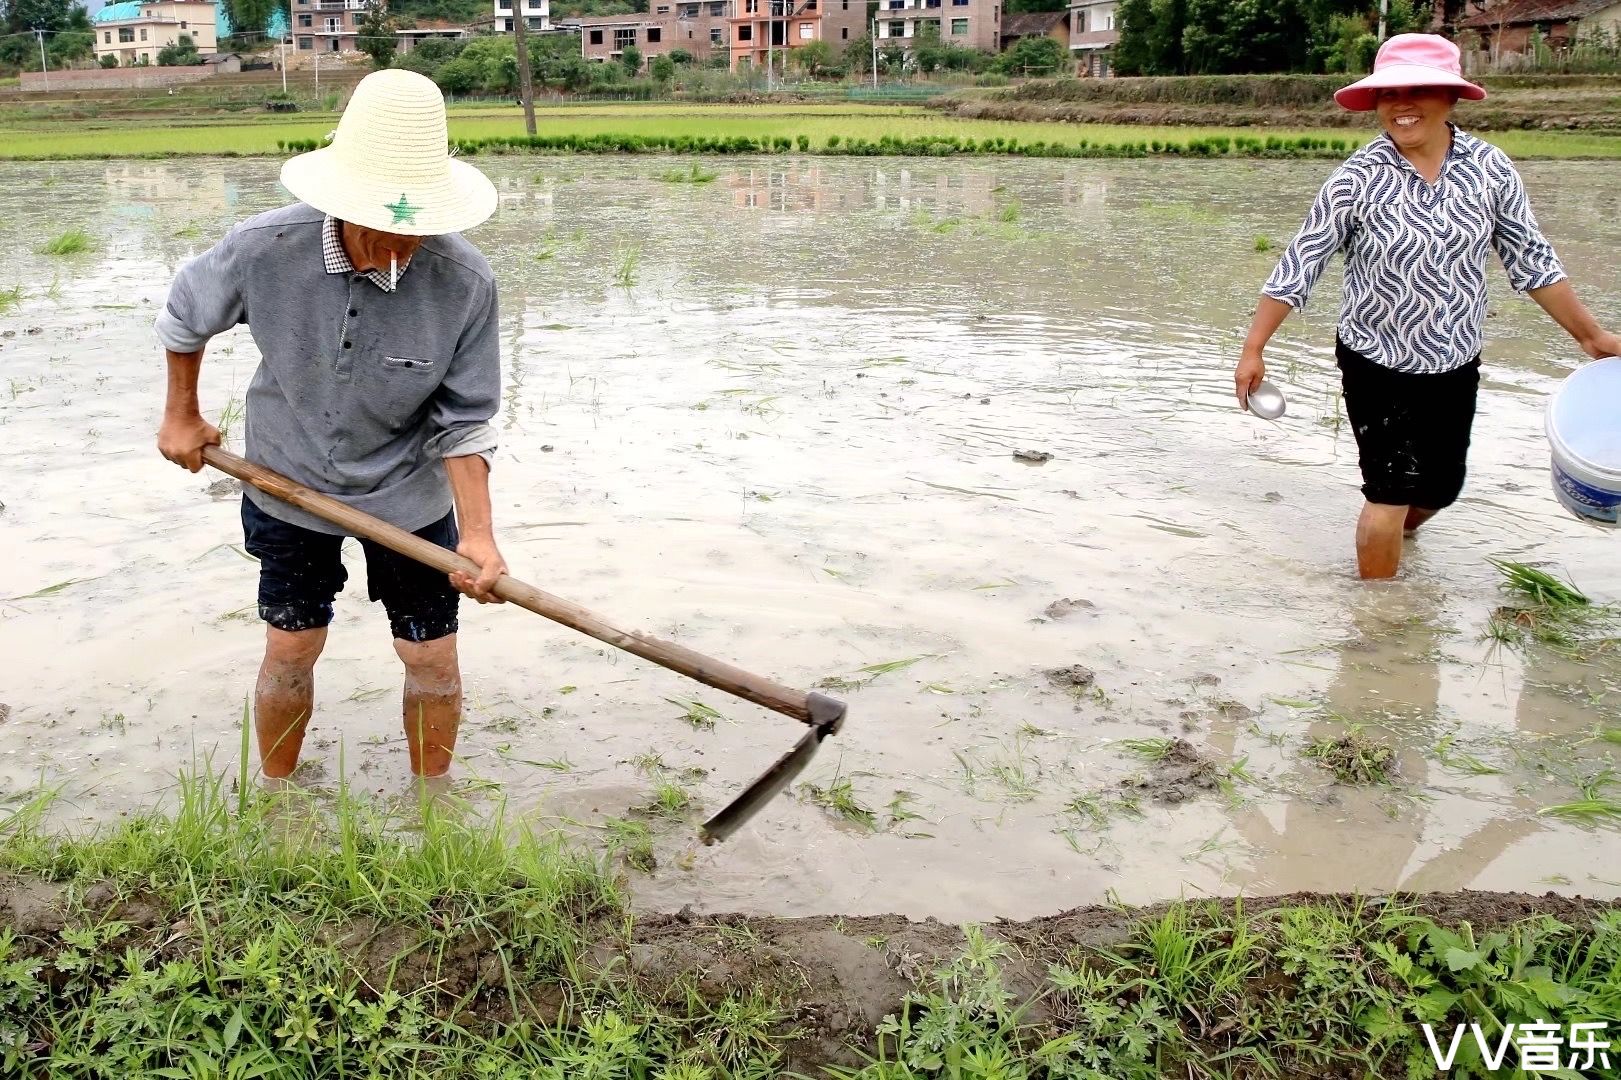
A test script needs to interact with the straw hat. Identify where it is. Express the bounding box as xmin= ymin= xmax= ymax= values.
xmin=1334 ymin=33 xmax=1486 ymax=112
xmin=279 ymin=69 xmax=496 ymax=236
